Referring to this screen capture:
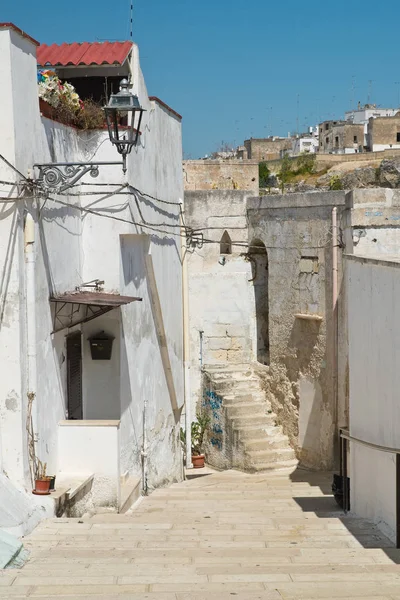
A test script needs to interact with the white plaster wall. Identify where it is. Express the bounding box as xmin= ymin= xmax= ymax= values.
xmin=351 ymin=445 xmax=396 ymax=544
xmin=372 ymin=144 xmax=400 ymax=152
xmin=58 ymin=422 xmax=120 ymax=508
xmin=0 ymin=26 xmax=184 ymax=498
xmin=82 ymin=313 xmax=121 ymax=421
xmin=347 ymin=255 xmax=400 ymax=540
xmin=184 ymin=191 xmax=254 ymax=412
